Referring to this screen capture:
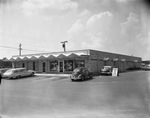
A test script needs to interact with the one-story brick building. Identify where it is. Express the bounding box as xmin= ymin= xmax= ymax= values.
xmin=6 ymin=49 xmax=142 ymax=74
